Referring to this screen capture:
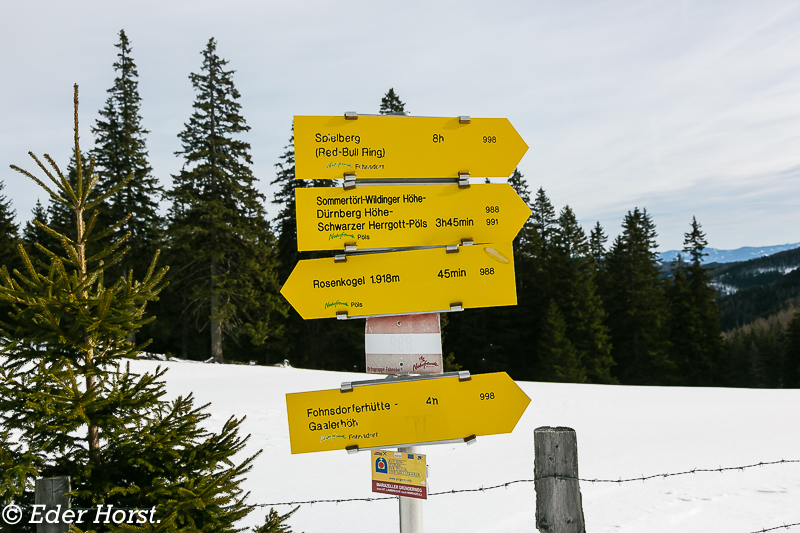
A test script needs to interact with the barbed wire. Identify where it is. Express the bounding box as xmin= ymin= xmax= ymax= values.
xmin=253 ymin=458 xmax=800 ymax=507
xmin=751 ymin=524 xmax=800 ymax=533
xmin=7 ymin=459 xmax=798 ymax=531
